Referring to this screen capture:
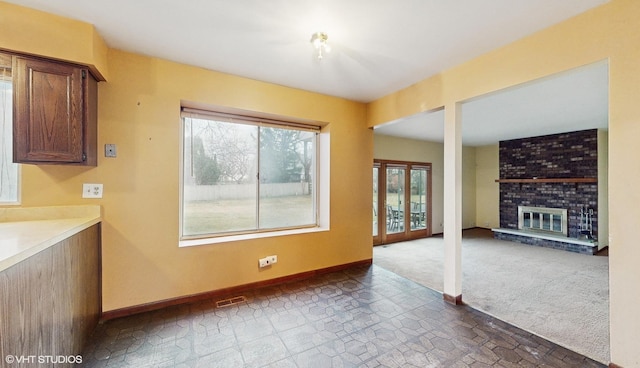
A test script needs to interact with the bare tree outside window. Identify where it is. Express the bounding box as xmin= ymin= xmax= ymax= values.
xmin=182 ymin=116 xmax=317 ymax=237
xmin=198 ymin=121 xmax=256 ymax=184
